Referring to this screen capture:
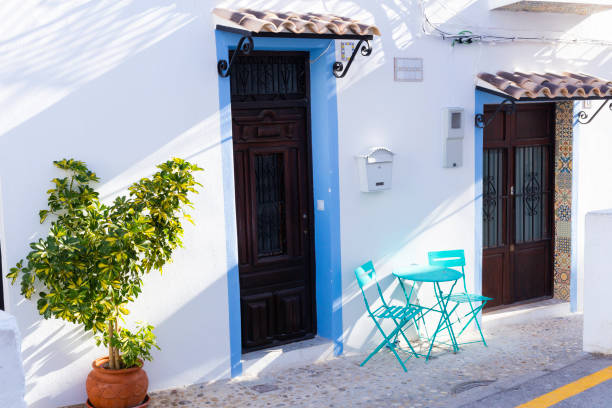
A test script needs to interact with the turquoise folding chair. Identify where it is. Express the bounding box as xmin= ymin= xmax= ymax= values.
xmin=355 ymin=261 xmax=422 ymax=372
xmin=428 ymin=250 xmax=492 ymax=346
